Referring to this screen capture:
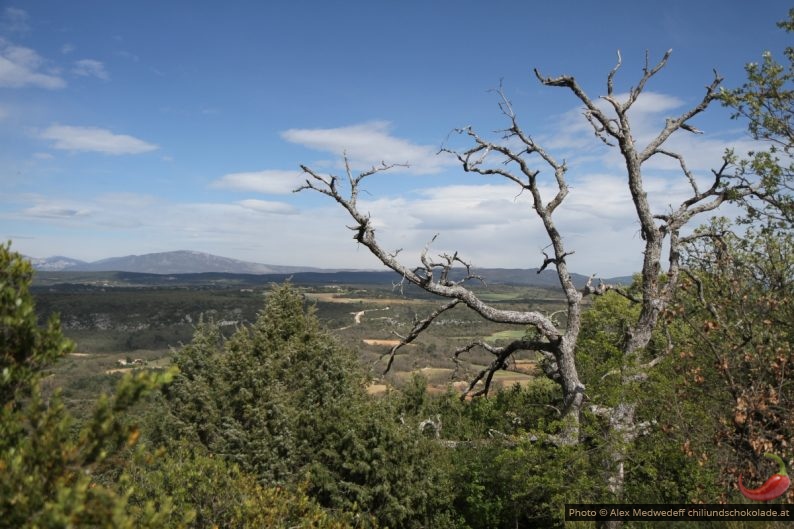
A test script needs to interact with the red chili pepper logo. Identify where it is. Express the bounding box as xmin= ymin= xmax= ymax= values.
xmin=739 ymin=452 xmax=791 ymax=502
